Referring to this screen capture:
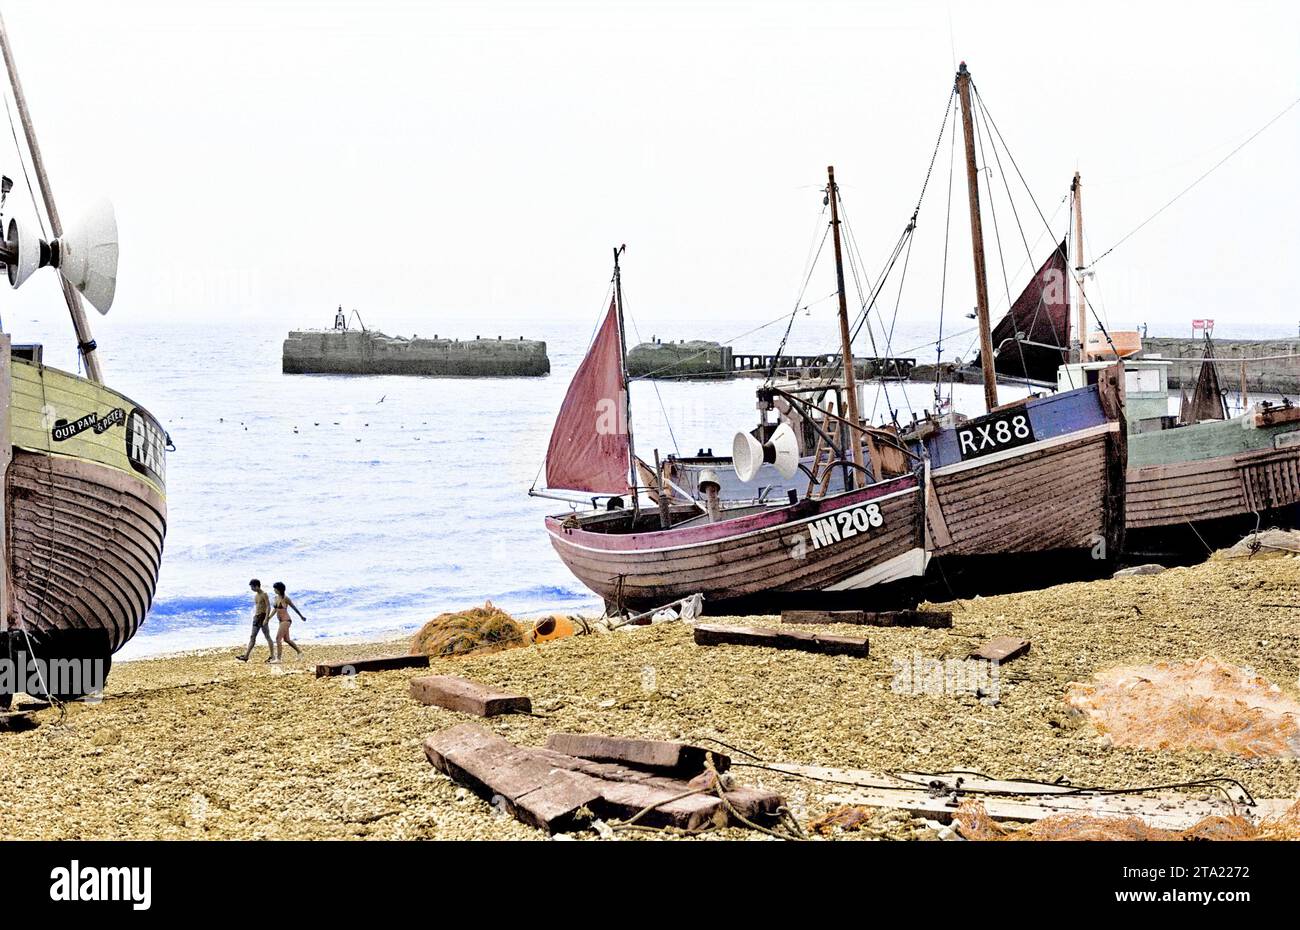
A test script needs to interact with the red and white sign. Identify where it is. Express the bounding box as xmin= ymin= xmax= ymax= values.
xmin=1192 ymin=318 xmax=1215 ymax=335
